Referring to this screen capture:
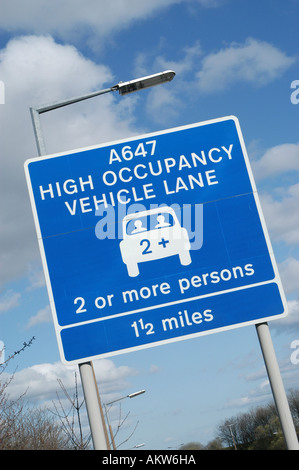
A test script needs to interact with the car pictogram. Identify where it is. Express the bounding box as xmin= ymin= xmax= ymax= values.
xmin=120 ymin=206 xmax=192 ymax=277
